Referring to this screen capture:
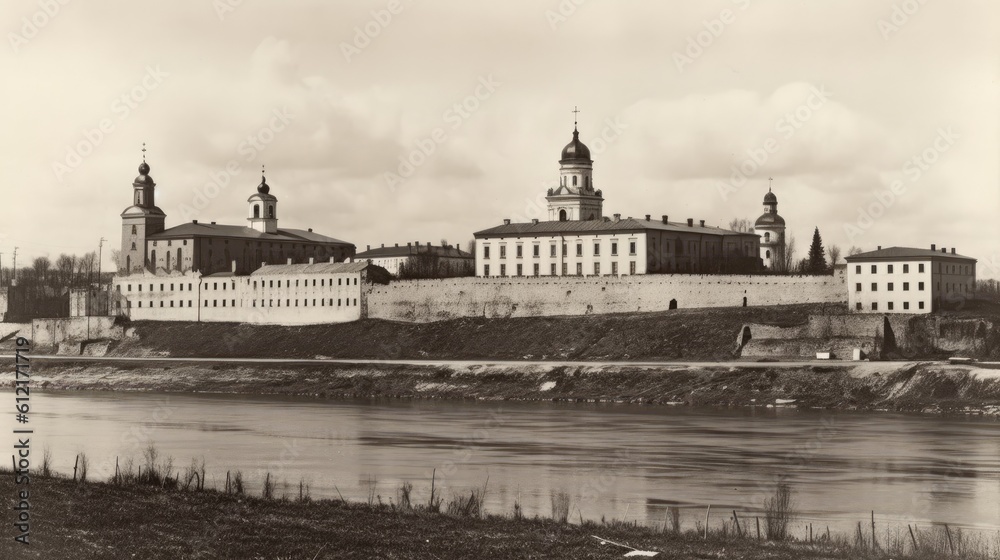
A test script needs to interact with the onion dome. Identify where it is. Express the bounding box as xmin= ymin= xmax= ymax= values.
xmin=133 ymin=161 xmax=154 ymax=186
xmin=257 ymin=169 xmax=270 ymax=194
xmin=763 ymin=190 xmax=777 ymax=205
xmin=560 ymin=127 xmax=592 ymax=162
